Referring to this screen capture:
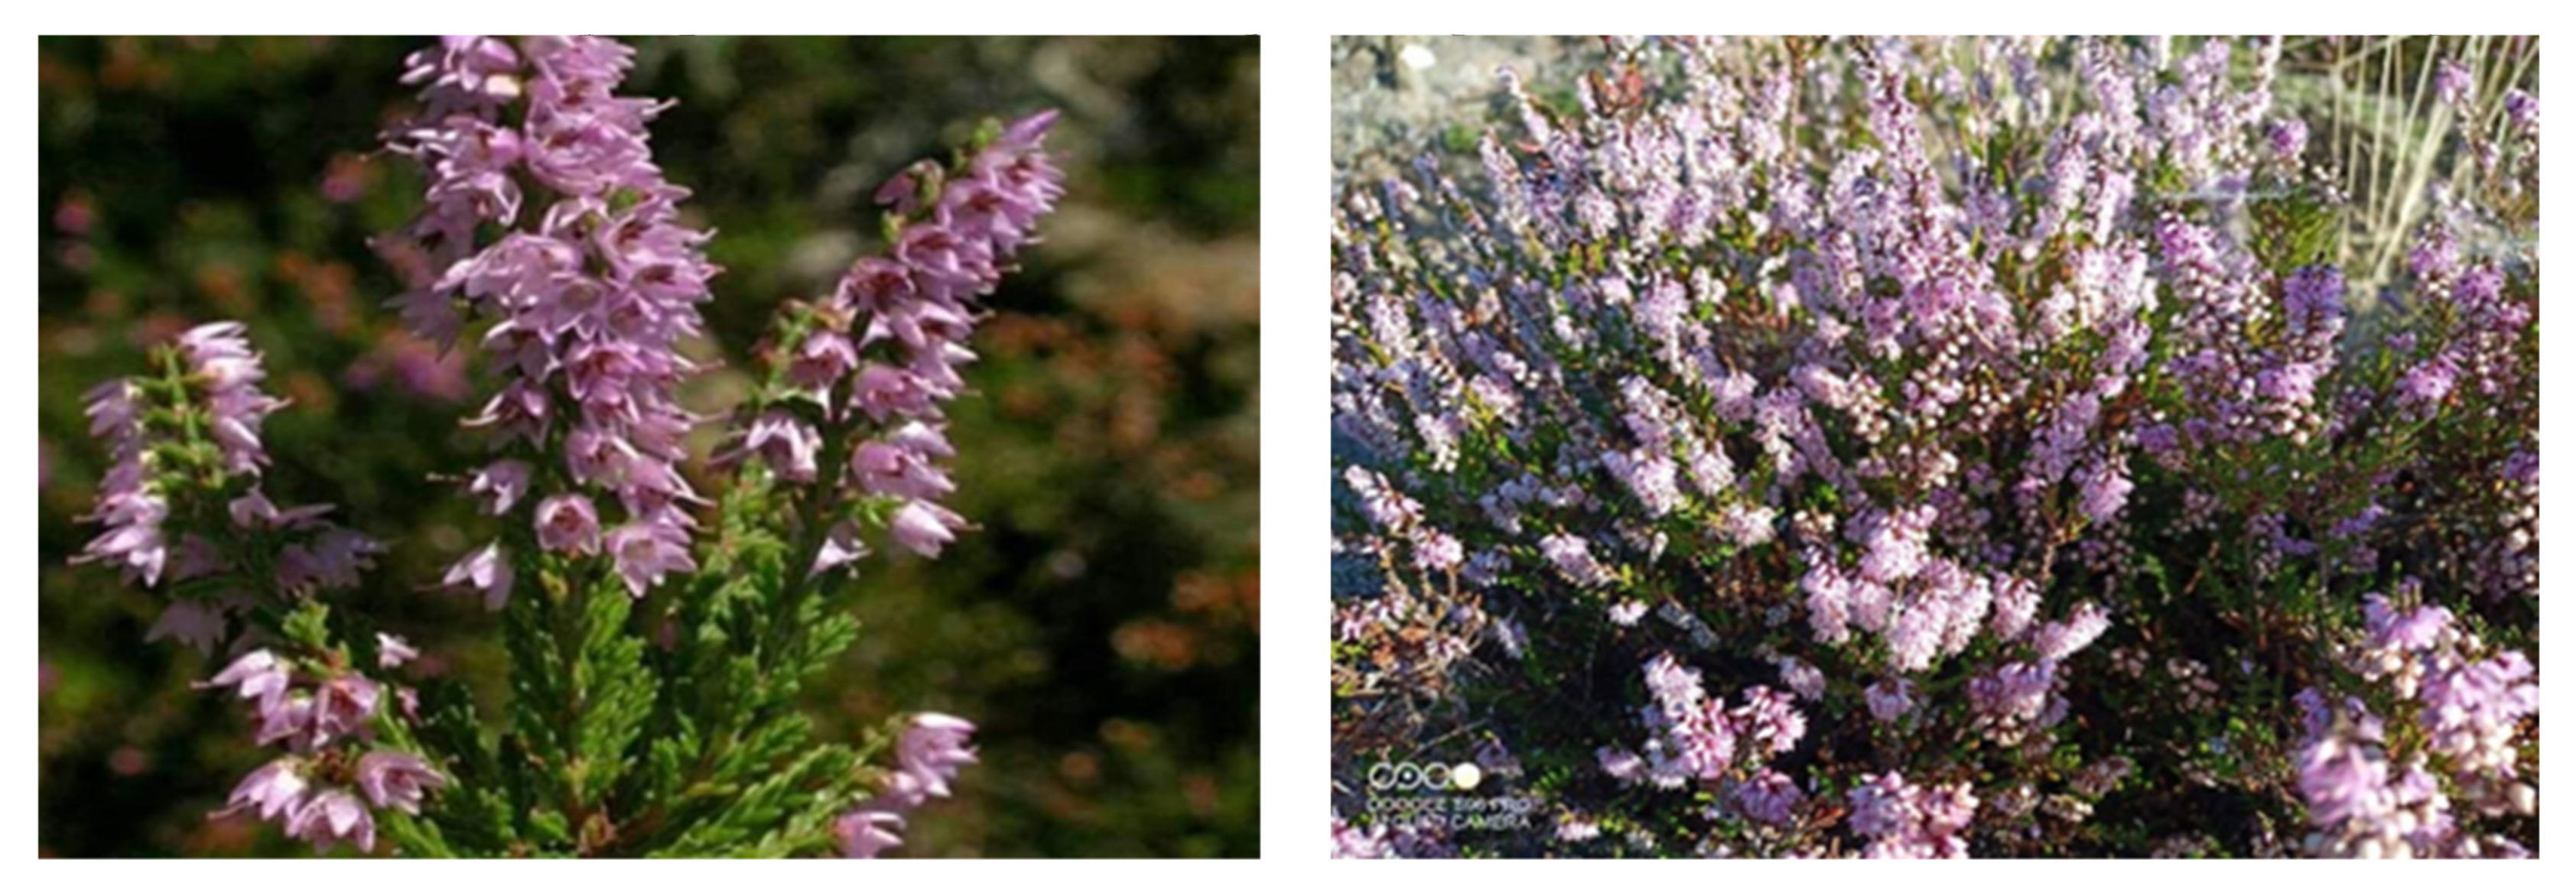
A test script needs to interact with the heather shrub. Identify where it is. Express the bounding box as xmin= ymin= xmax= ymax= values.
xmin=1331 ymin=36 xmax=2535 ymax=859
